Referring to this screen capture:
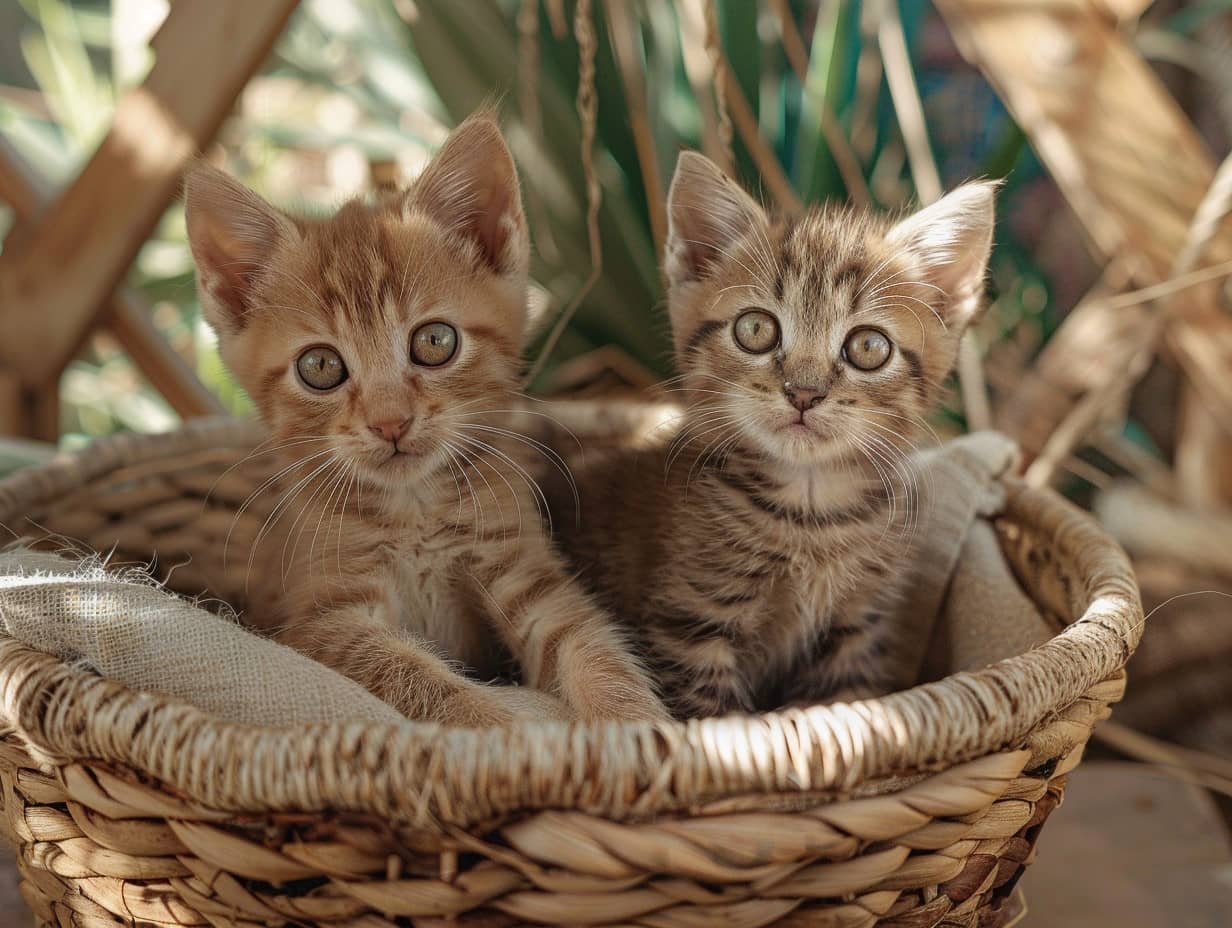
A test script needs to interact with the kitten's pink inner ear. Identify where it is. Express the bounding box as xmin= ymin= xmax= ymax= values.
xmin=666 ymin=151 xmax=767 ymax=287
xmin=887 ymin=181 xmax=996 ymax=325
xmin=184 ymin=165 xmax=293 ymax=325
xmin=411 ymin=117 xmax=527 ymax=277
